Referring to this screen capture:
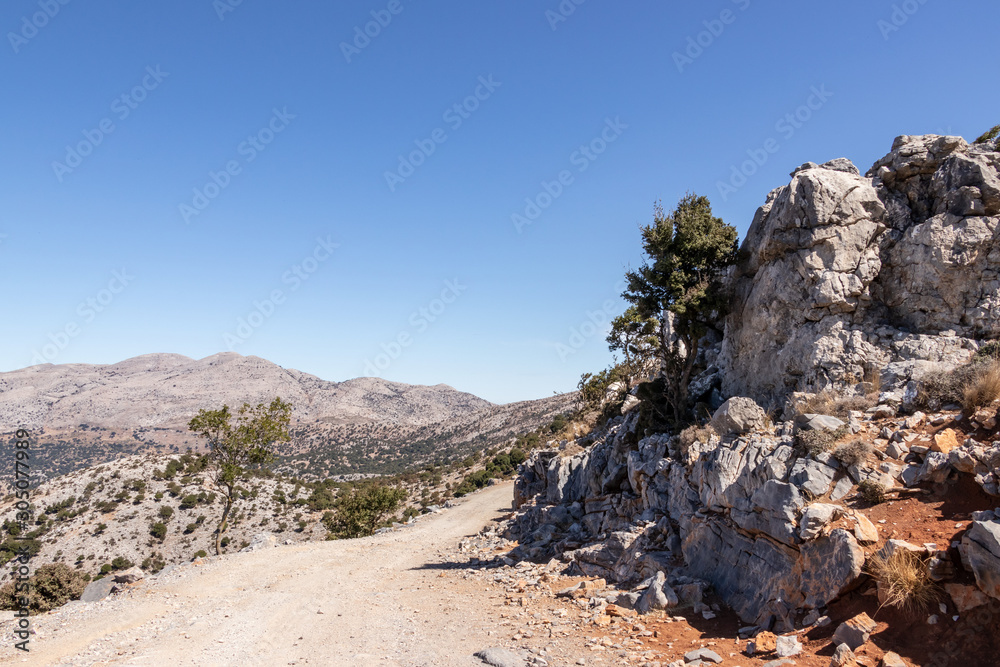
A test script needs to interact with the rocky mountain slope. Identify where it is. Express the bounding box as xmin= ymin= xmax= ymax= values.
xmin=0 ymin=352 xmax=491 ymax=430
xmin=0 ymin=352 xmax=574 ymax=479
